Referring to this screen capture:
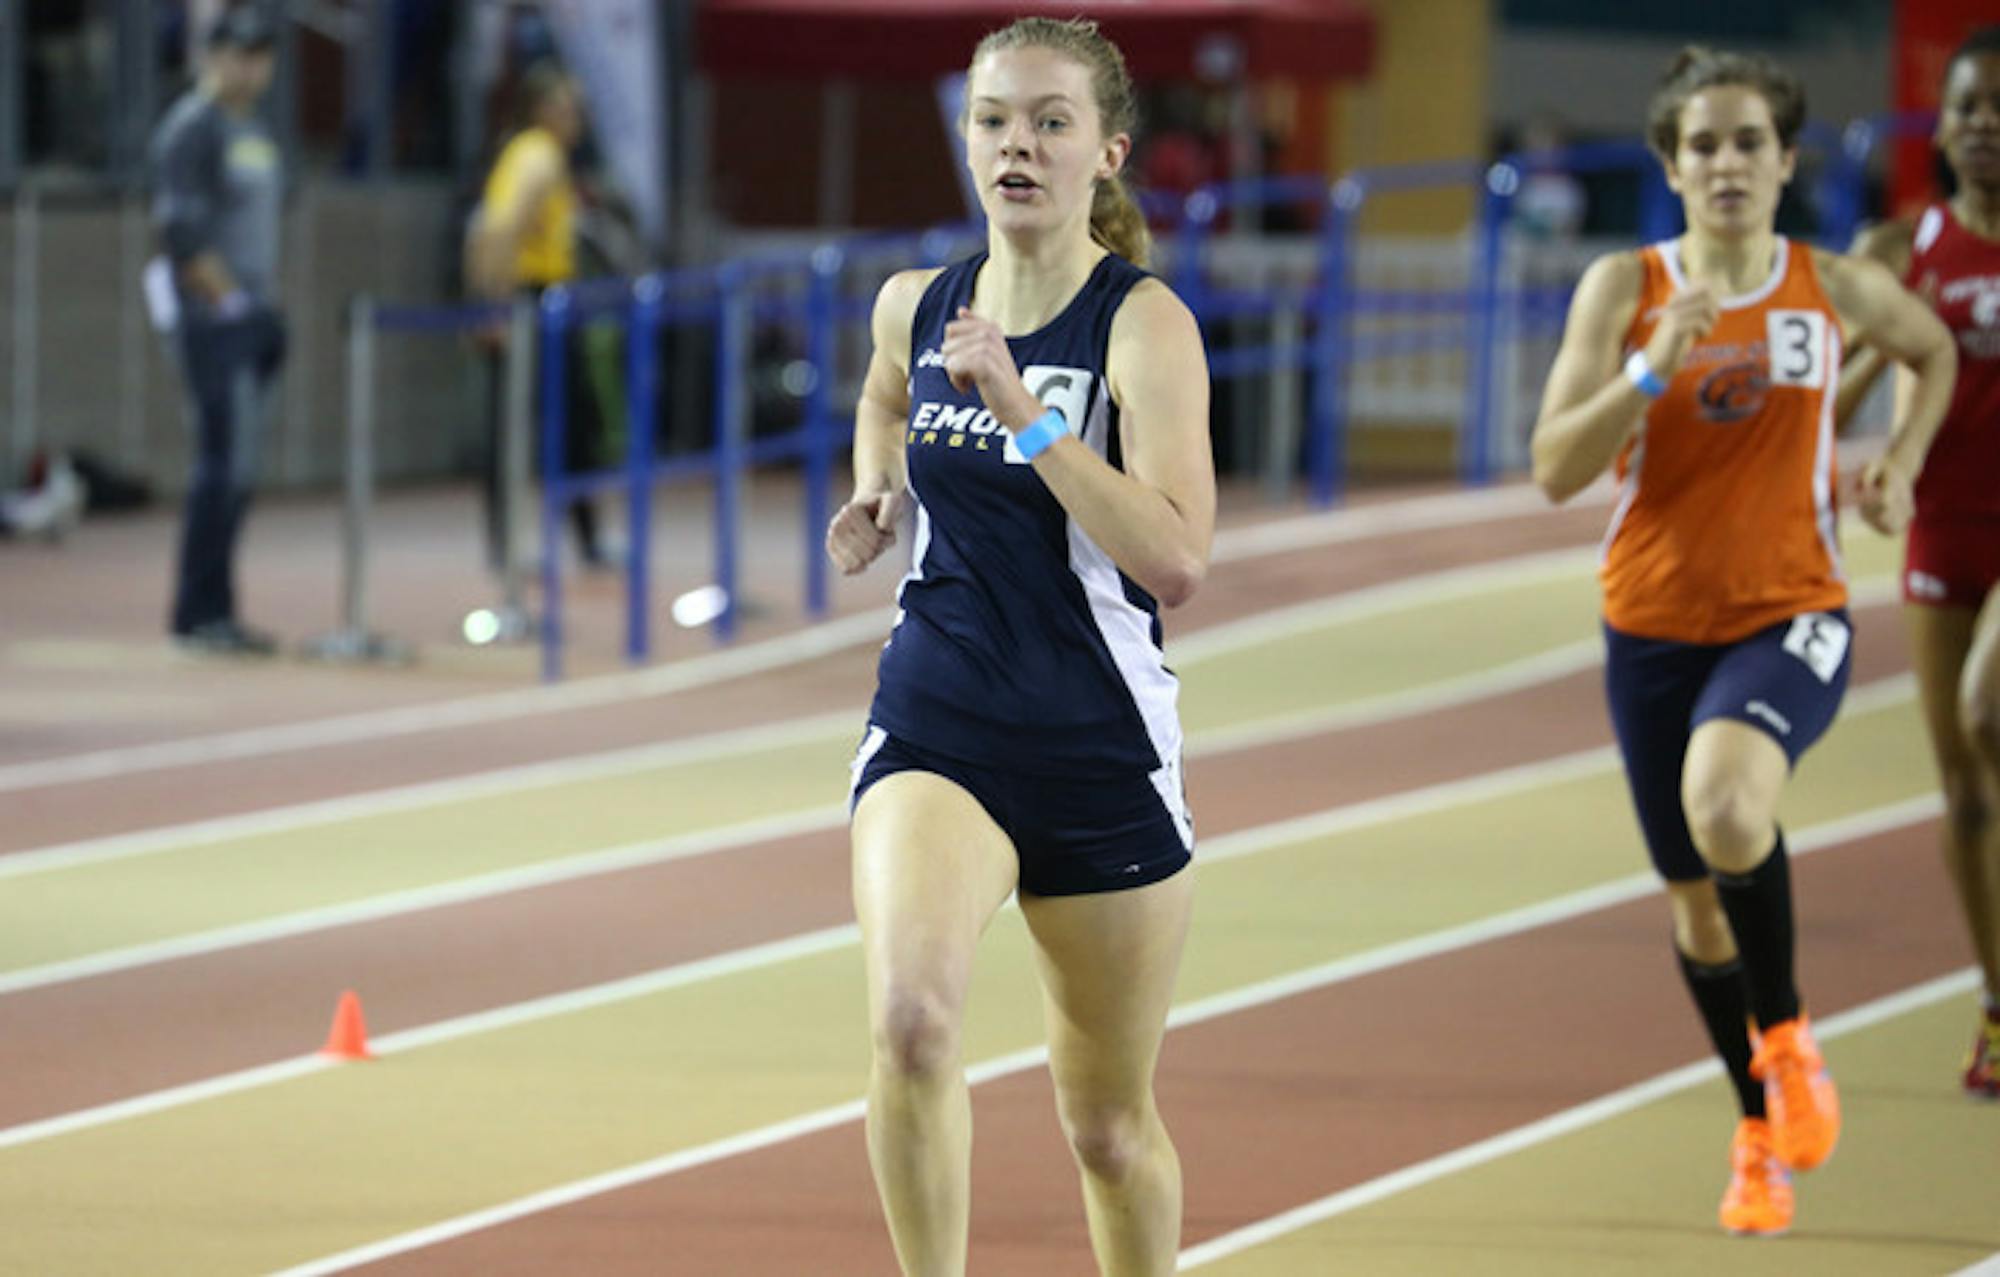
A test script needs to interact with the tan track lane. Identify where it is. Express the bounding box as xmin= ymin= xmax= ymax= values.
xmin=0 ymin=701 xmax=1939 ymax=1268
xmin=2 ymin=490 xmax=1937 ymax=1275
xmin=0 ymin=598 xmax=1913 ymax=1132
xmin=345 ymin=823 xmax=1969 ymax=1276
xmin=1252 ymin=993 xmax=1999 ymax=1275
xmin=0 ymin=499 xmax=1612 ymax=852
